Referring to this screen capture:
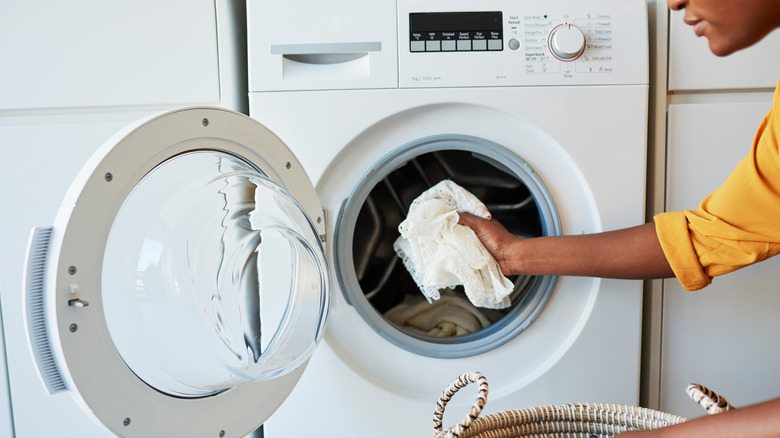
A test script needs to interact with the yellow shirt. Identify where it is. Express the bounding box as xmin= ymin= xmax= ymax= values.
xmin=654 ymin=79 xmax=780 ymax=291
